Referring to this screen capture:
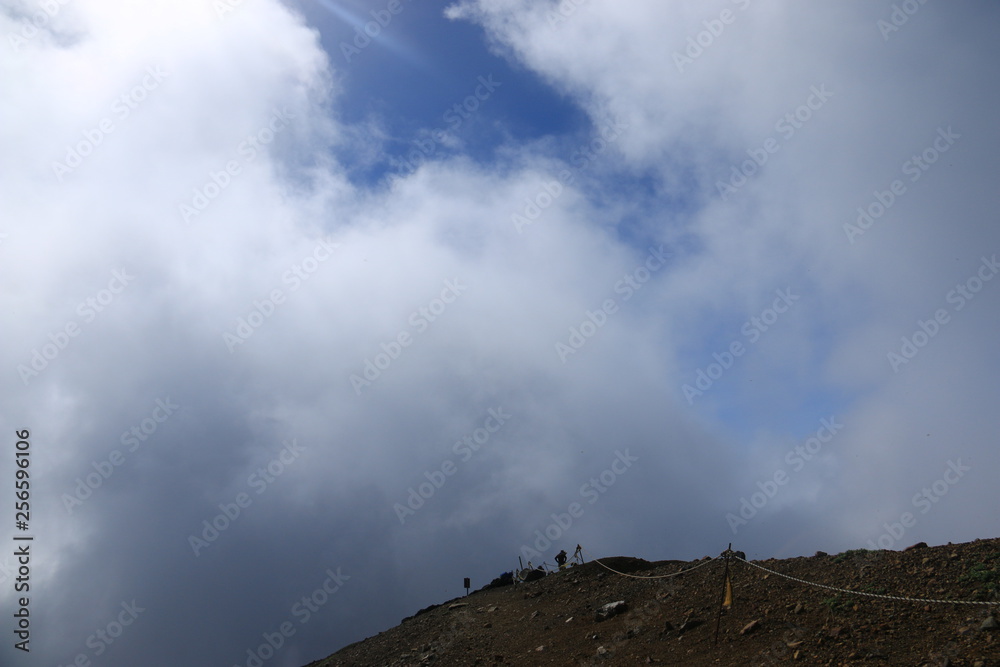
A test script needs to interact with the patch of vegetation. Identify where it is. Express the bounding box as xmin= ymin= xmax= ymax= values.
xmin=821 ymin=595 xmax=849 ymax=614
xmin=832 ymin=549 xmax=870 ymax=564
xmin=981 ymin=551 xmax=1000 ymax=565
xmin=959 ymin=560 xmax=1000 ymax=600
xmin=960 ymin=563 xmax=996 ymax=582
